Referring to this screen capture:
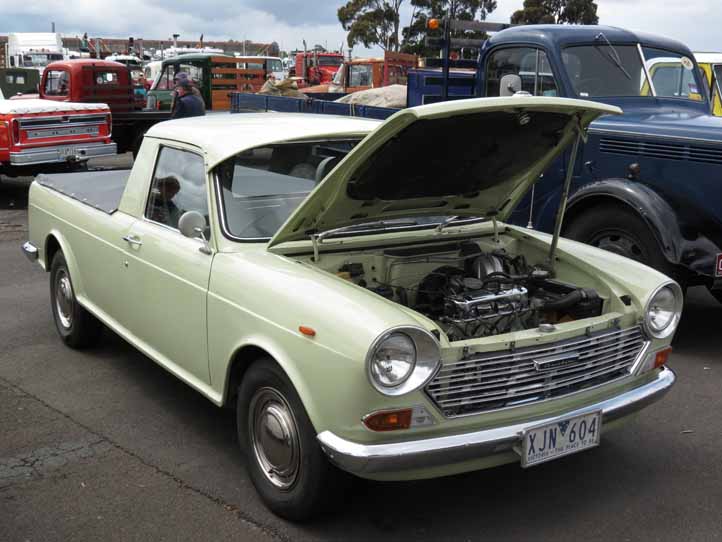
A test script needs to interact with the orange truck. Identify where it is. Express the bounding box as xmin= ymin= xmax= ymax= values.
xmin=303 ymin=52 xmax=417 ymax=95
xmin=0 ymin=88 xmax=115 ymax=178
